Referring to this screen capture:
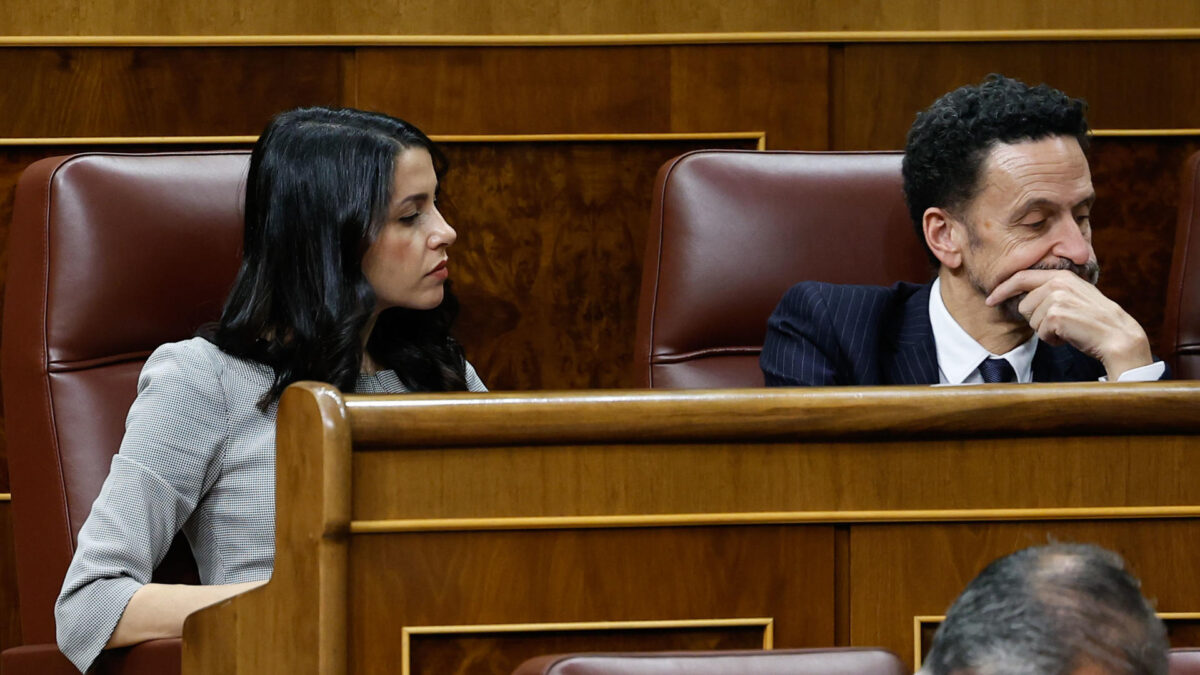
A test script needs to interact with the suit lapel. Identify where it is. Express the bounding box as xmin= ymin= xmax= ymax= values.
xmin=884 ymin=283 xmax=939 ymax=385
